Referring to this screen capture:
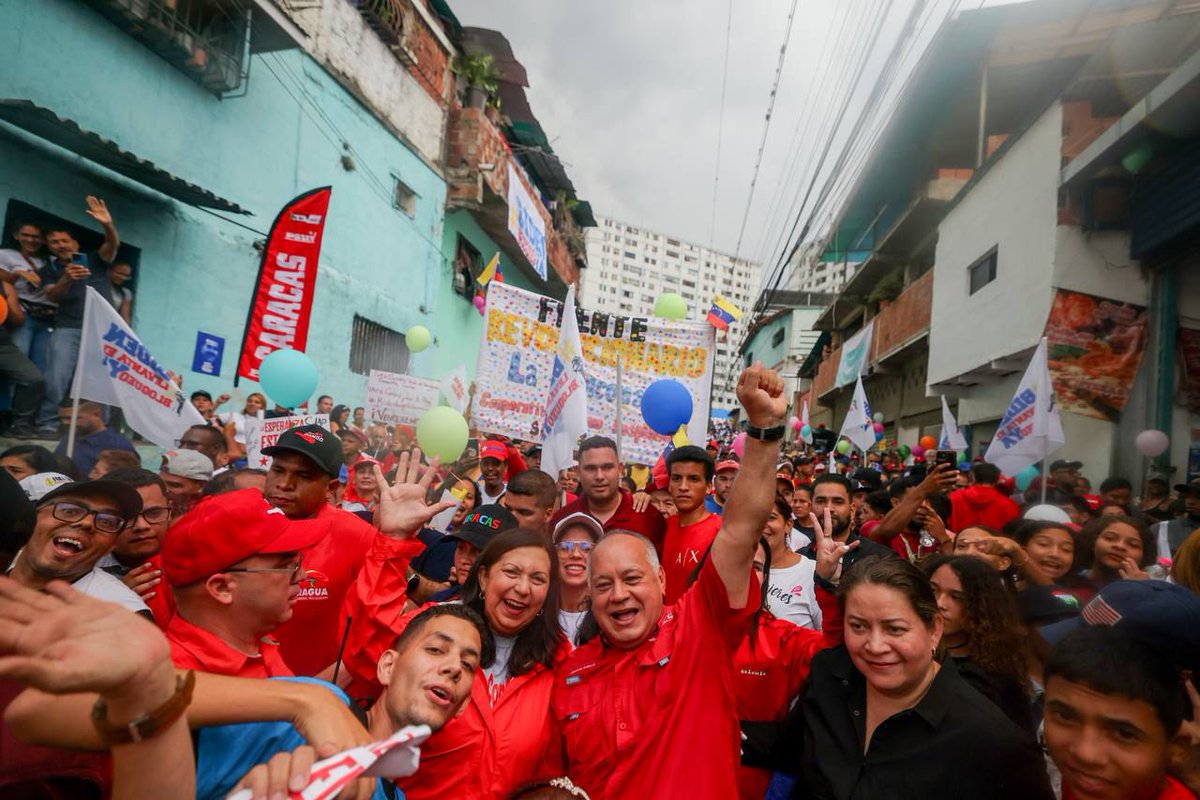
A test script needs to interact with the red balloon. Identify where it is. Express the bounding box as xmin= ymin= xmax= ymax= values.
xmin=0 ymin=294 xmax=7 ymax=326
xmin=919 ymin=435 xmax=937 ymax=451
